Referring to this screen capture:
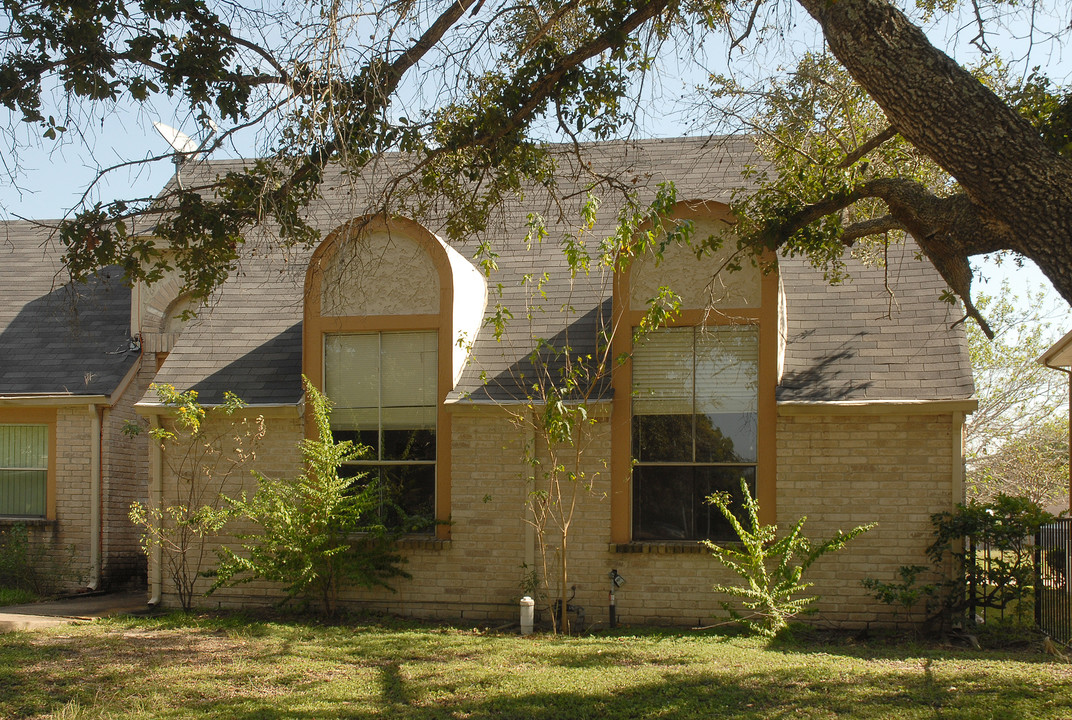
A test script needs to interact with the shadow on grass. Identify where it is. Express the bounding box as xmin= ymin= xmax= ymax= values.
xmin=2 ymin=615 xmax=1069 ymax=719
